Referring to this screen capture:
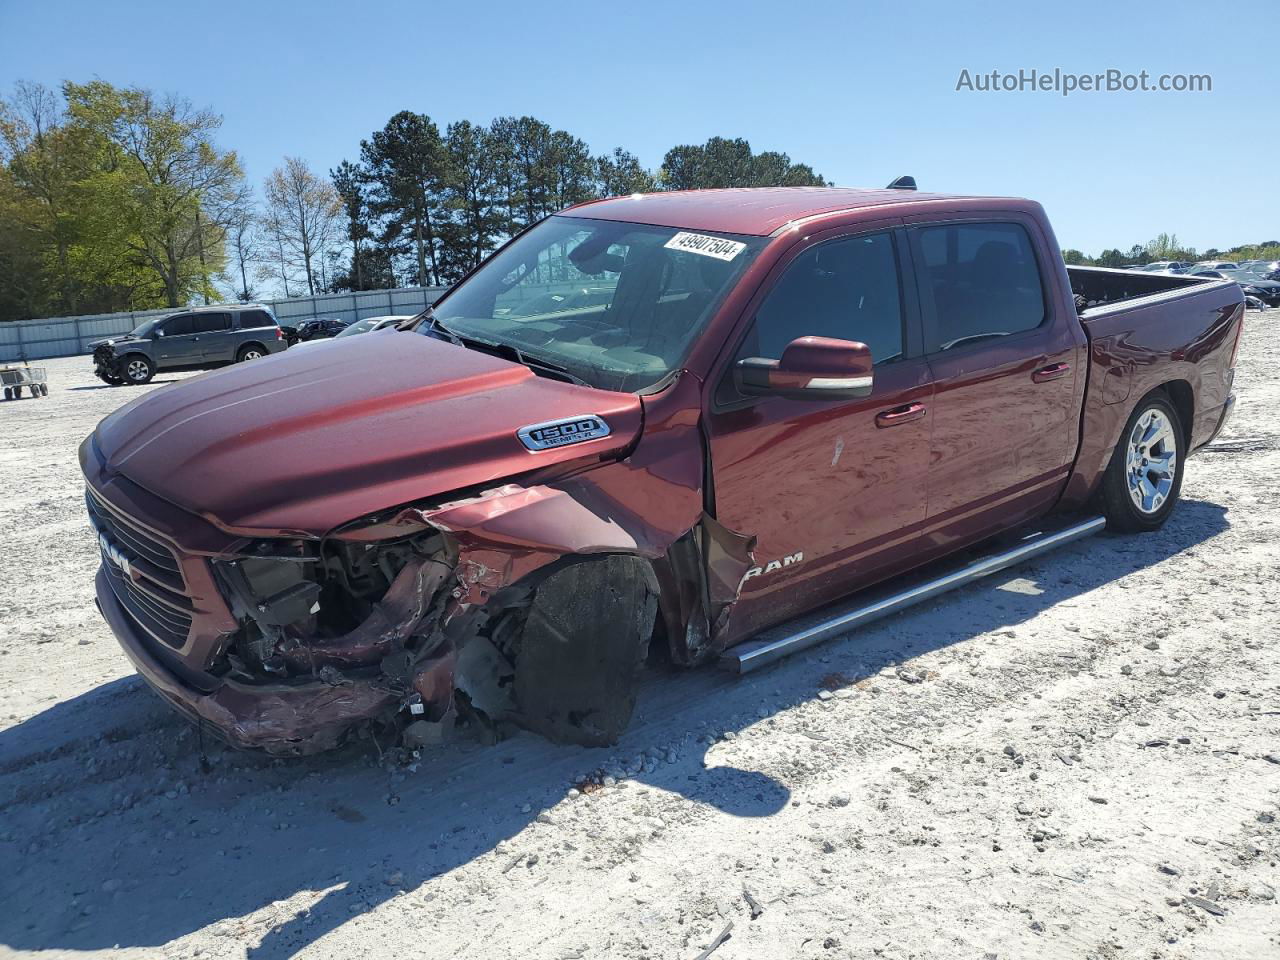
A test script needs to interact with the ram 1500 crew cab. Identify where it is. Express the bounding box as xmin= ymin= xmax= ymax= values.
xmin=81 ymin=187 xmax=1243 ymax=755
